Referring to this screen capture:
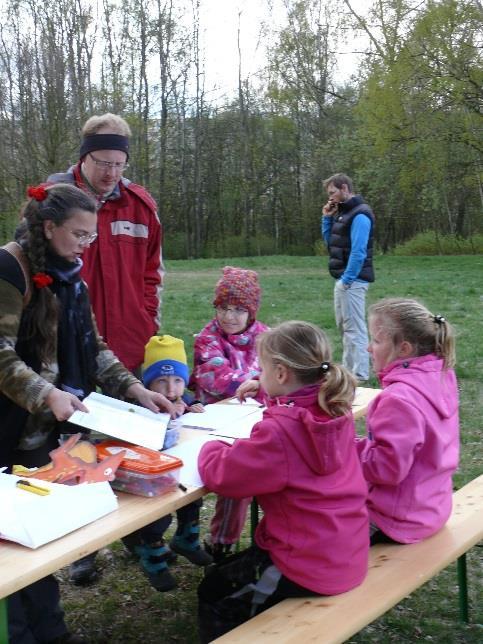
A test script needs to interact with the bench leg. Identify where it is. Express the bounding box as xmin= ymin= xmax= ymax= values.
xmin=250 ymin=499 xmax=259 ymax=544
xmin=0 ymin=596 xmax=7 ymax=643
xmin=457 ymin=553 xmax=469 ymax=623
